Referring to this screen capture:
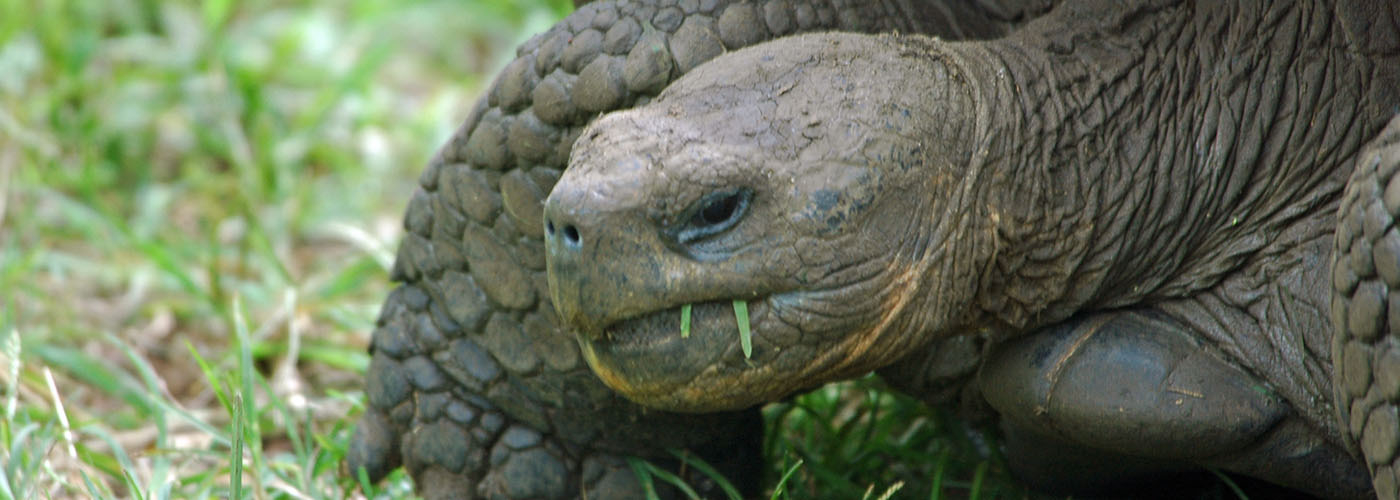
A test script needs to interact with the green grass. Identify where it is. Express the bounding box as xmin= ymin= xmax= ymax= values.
xmin=762 ymin=376 xmax=1023 ymax=500
xmin=0 ymin=0 xmax=1027 ymax=498
xmin=734 ymin=300 xmax=752 ymax=359
xmin=1 ymin=0 xmax=567 ymax=497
